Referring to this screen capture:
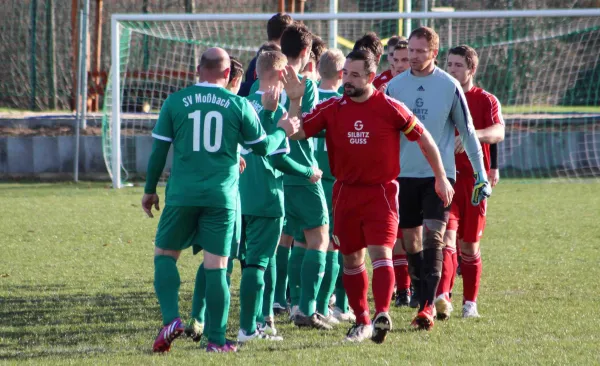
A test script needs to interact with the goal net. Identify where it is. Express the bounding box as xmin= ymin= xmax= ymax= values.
xmin=103 ymin=10 xmax=600 ymax=188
